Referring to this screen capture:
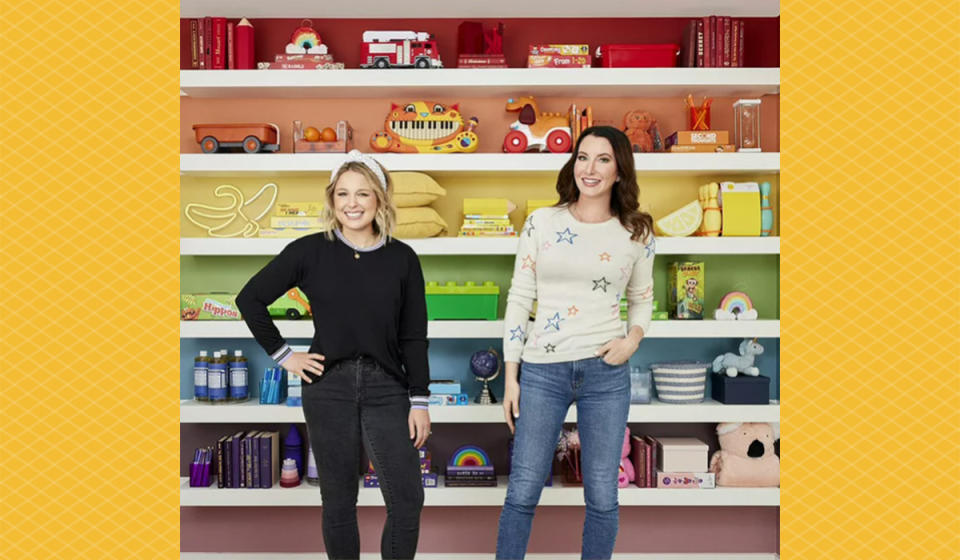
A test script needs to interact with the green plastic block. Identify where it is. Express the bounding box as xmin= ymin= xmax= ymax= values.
xmin=425 ymin=281 xmax=499 ymax=320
